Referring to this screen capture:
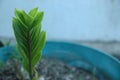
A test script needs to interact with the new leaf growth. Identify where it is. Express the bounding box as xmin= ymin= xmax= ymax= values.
xmin=12 ymin=8 xmax=46 ymax=80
